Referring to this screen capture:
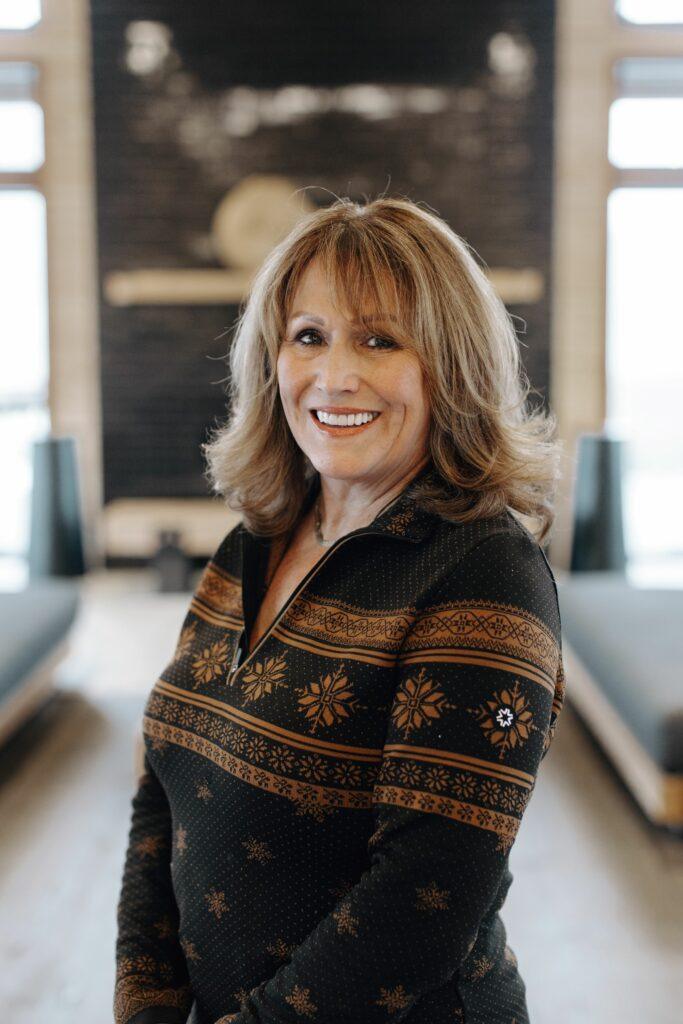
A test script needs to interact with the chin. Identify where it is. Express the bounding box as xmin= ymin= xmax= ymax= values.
xmin=307 ymin=454 xmax=382 ymax=480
